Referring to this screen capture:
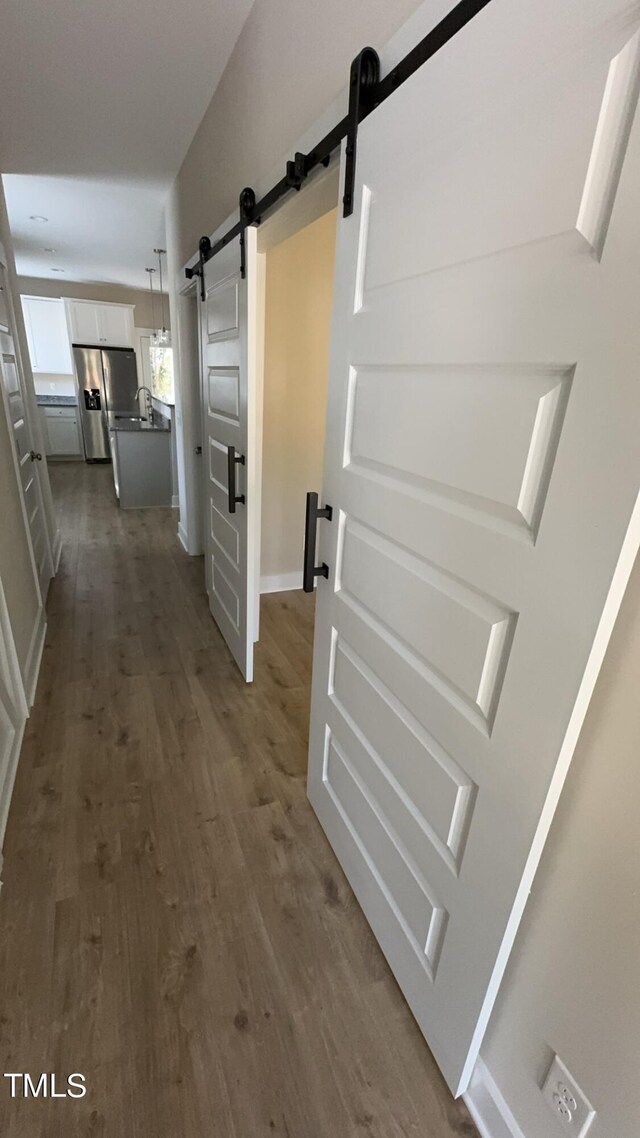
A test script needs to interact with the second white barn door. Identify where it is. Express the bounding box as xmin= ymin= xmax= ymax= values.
xmin=200 ymin=230 xmax=260 ymax=681
xmin=308 ymin=0 xmax=640 ymax=1096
